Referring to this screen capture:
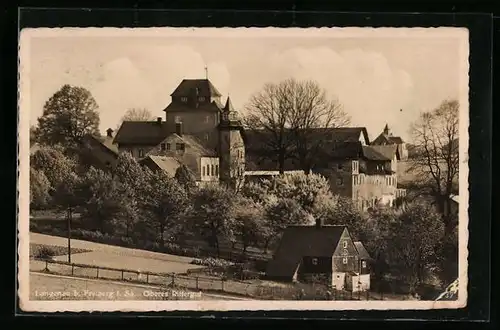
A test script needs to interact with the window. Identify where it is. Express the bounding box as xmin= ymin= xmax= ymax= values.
xmin=166 ymin=143 xmax=171 ymax=151
xmin=215 ymin=164 xmax=219 ymax=176
xmin=336 ymin=177 xmax=343 ymax=186
xmin=202 ymin=166 xmax=206 ymax=176
xmin=205 ymin=133 xmax=209 ymax=141
xmin=205 ymin=116 xmax=210 ymax=123
xmin=342 ymin=257 xmax=348 ymax=264
xmin=211 ymin=164 xmax=215 ymax=176
xmin=206 ymin=164 xmax=210 ymax=176
xmin=342 ymin=241 xmax=348 ymax=248
xmin=138 ymin=149 xmax=144 ymax=157
xmin=311 ymin=258 xmax=318 ymax=266
xmin=181 ymin=97 xmax=188 ymax=103
xmin=199 ymin=97 xmax=205 ymax=102
xmin=362 ymin=261 xmax=367 ymax=268
xmin=337 ymin=163 xmax=343 ymax=170
xmin=176 ymin=143 xmax=185 ymax=151
xmin=175 ymin=115 xmax=182 ymax=123
xmin=160 ymin=143 xmax=166 ymax=151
